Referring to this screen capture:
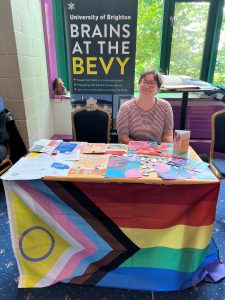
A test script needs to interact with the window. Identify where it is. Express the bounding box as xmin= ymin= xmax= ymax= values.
xmin=213 ymin=5 xmax=225 ymax=86
xmin=169 ymin=2 xmax=209 ymax=77
xmin=160 ymin=0 xmax=225 ymax=84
